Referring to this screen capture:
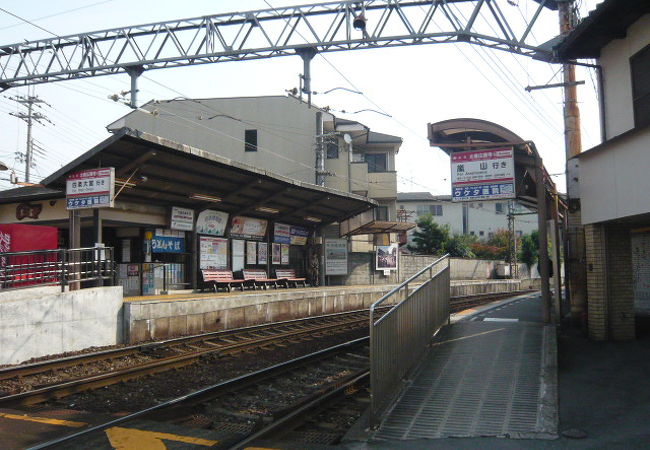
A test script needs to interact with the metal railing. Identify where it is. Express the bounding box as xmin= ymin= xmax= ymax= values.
xmin=369 ymin=254 xmax=450 ymax=427
xmin=0 ymin=247 xmax=115 ymax=292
